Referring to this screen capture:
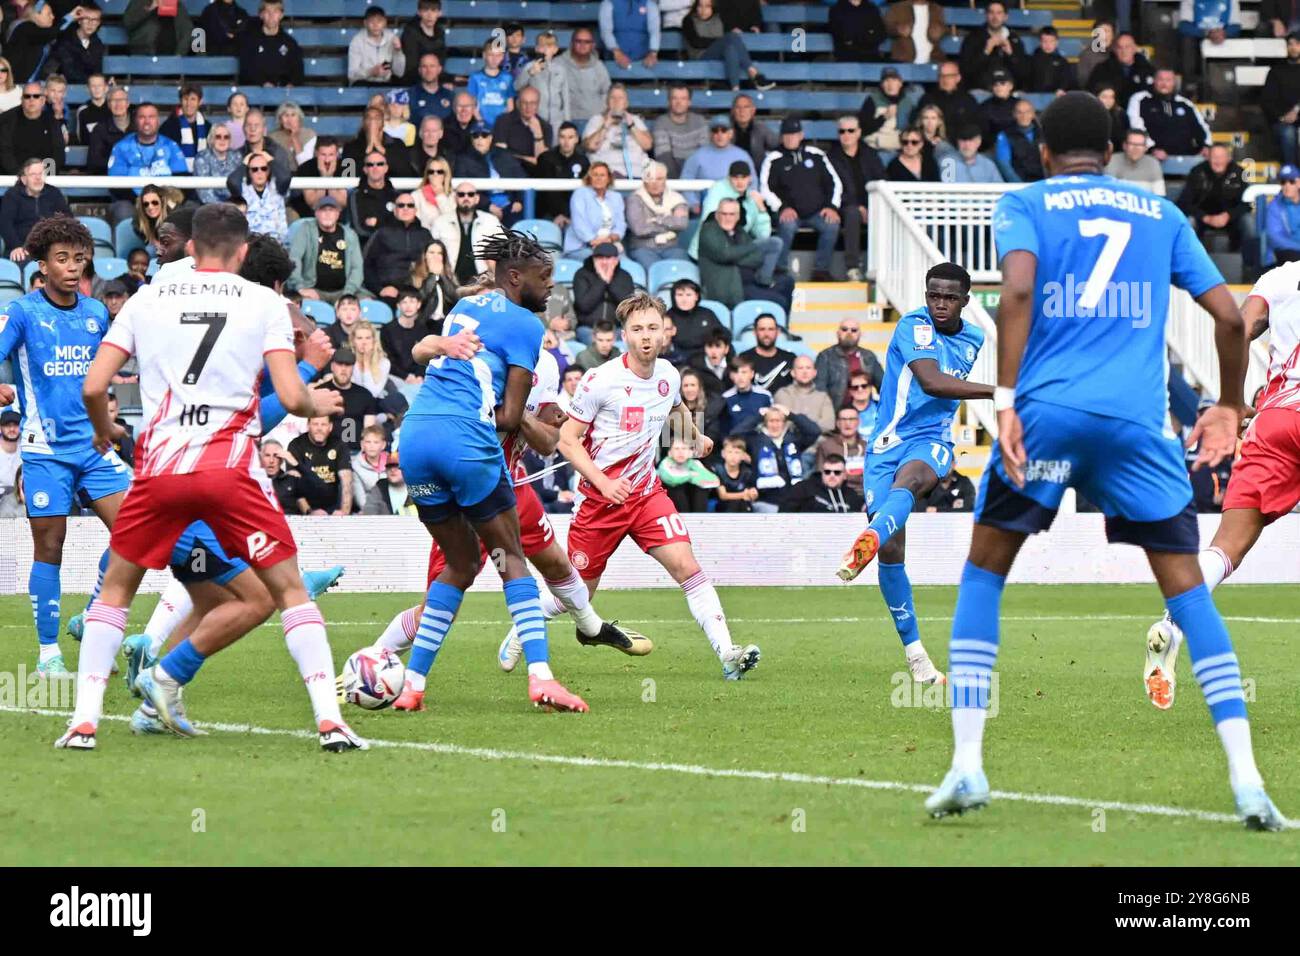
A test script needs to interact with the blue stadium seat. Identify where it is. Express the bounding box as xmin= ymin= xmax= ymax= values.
xmin=514 ymin=218 xmax=563 ymax=251
xmin=0 ymin=260 xmax=23 ymax=295
xmin=103 ymin=56 xmax=240 ymax=77
xmin=361 ymin=299 xmax=394 ymax=326
xmin=300 ymin=298 xmax=336 ymax=327
xmin=648 ymin=259 xmax=699 ymax=294
xmin=146 ymin=259 xmax=159 ymax=277
xmin=731 ymin=300 xmax=787 ymax=334
xmin=65 ymin=146 xmax=89 ymax=168
xmin=79 ymin=216 xmax=114 ymax=258
xmin=114 ymin=219 xmax=147 ymax=258
xmin=23 ymin=260 xmax=41 ymax=289
xmin=553 ymin=258 xmax=581 ymax=285
xmin=620 ymin=257 xmax=647 ymax=289
xmin=699 ymin=298 xmax=730 ymax=329
xmin=1160 ymin=155 xmax=1203 ymax=177
xmin=94 ymin=257 xmax=128 ymax=280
